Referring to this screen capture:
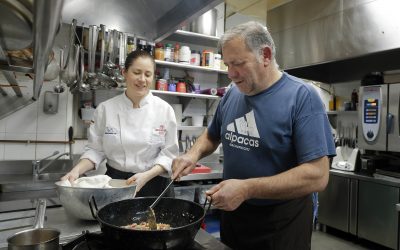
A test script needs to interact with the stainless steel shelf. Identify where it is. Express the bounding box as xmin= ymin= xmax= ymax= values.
xmin=165 ymin=30 xmax=220 ymax=47
xmin=155 ymin=60 xmax=227 ymax=74
xmin=151 ymin=90 xmax=220 ymax=99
